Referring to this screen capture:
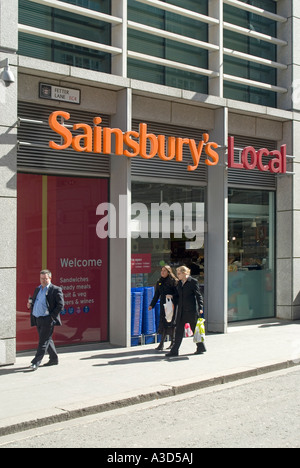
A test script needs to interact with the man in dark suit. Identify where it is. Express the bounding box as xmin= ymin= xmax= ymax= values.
xmin=27 ymin=269 xmax=64 ymax=371
xmin=166 ymin=266 xmax=206 ymax=357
